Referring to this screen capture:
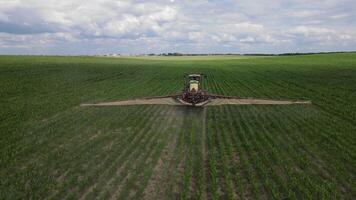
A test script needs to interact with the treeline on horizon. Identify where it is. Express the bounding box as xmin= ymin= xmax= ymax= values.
xmin=152 ymin=51 xmax=356 ymax=56
xmin=1 ymin=51 xmax=355 ymax=57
